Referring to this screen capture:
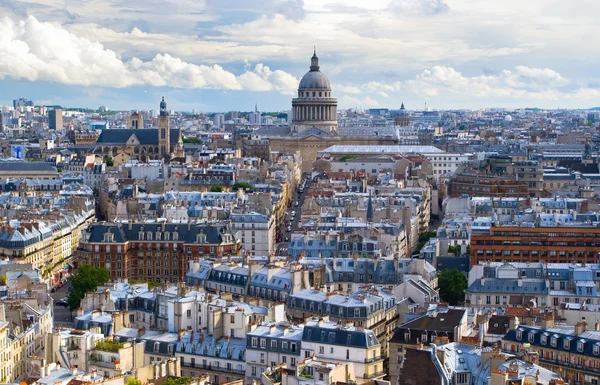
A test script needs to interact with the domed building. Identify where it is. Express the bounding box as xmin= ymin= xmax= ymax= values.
xmin=250 ymin=50 xmax=397 ymax=172
xmin=291 ymin=51 xmax=338 ymax=134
